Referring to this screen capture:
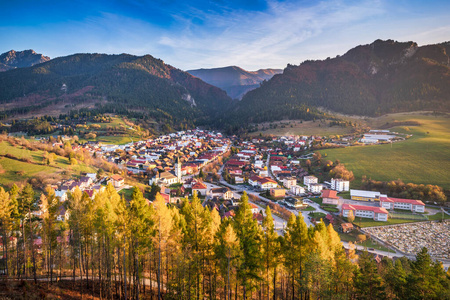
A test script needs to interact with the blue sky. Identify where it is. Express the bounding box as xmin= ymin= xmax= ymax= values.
xmin=1 ymin=0 xmax=450 ymax=70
